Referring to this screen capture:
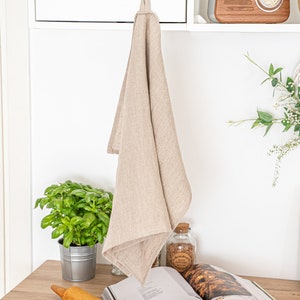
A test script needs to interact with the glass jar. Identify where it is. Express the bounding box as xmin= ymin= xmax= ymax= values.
xmin=152 ymin=253 xmax=161 ymax=268
xmin=166 ymin=222 xmax=196 ymax=273
xmin=111 ymin=265 xmax=125 ymax=276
